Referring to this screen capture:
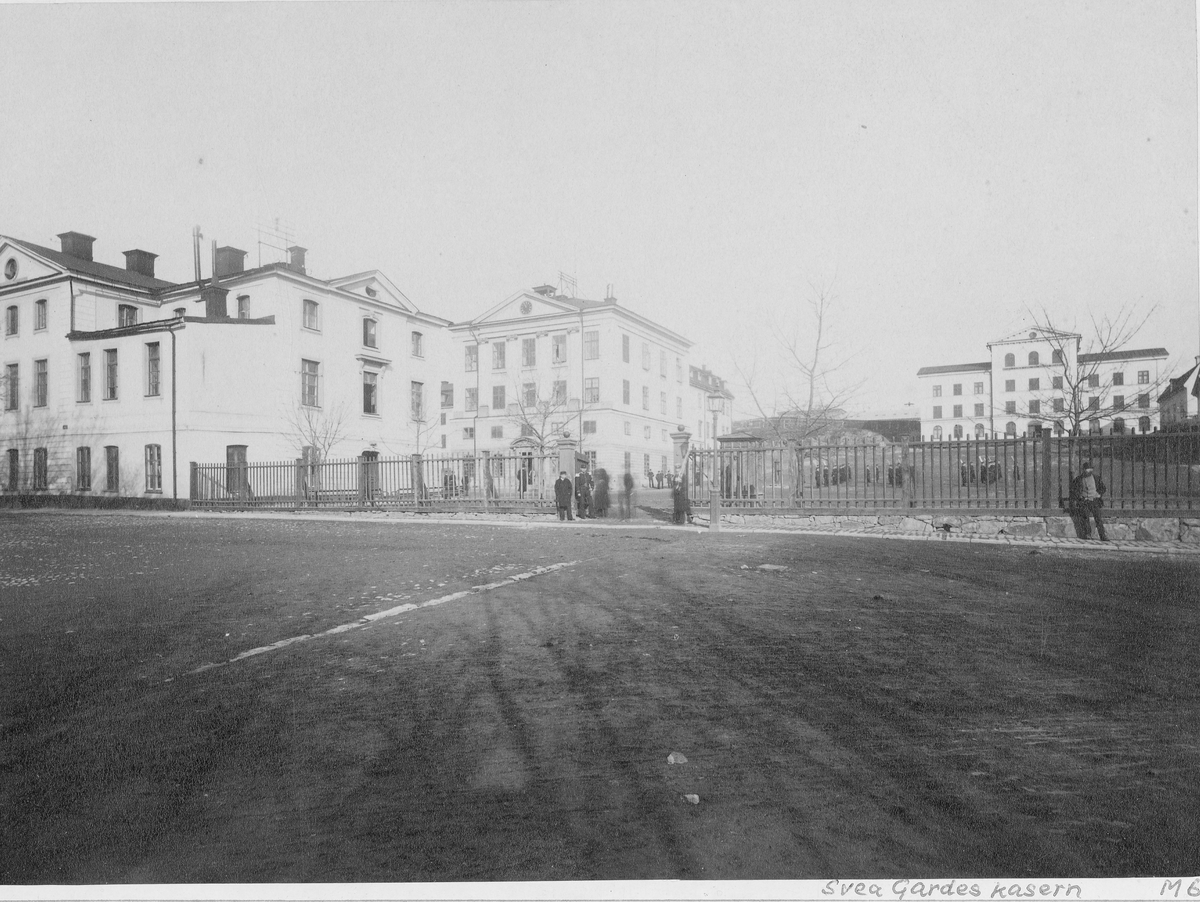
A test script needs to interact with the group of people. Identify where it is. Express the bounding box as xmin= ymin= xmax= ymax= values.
xmin=553 ymin=467 xmax=691 ymax=525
